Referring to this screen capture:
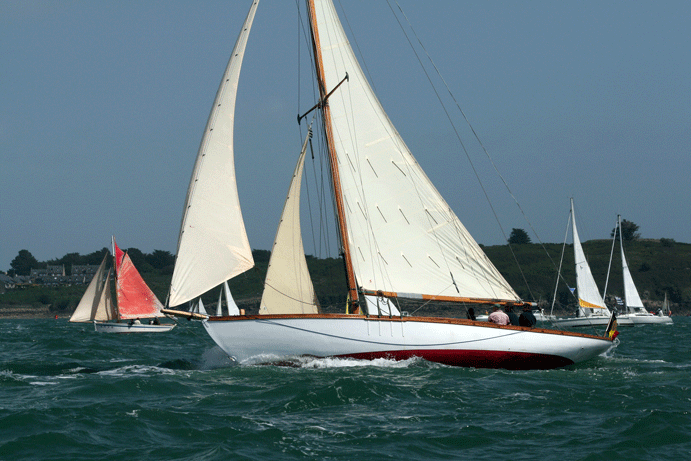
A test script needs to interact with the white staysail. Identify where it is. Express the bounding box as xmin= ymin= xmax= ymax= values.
xmin=259 ymin=129 xmax=320 ymax=315
xmin=70 ymin=255 xmax=115 ymax=323
xmin=310 ymin=0 xmax=518 ymax=303
xmin=571 ymin=199 xmax=609 ymax=315
xmin=169 ymin=0 xmax=259 ymax=307
xmin=618 ymin=216 xmax=645 ymax=314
